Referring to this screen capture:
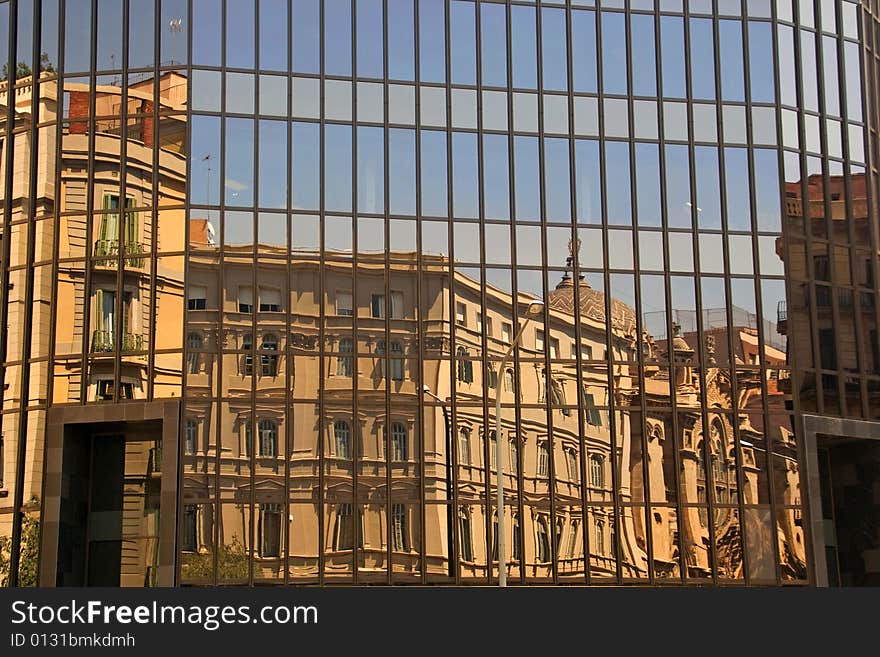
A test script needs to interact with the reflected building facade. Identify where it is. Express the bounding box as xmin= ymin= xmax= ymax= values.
xmin=0 ymin=0 xmax=876 ymax=586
